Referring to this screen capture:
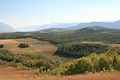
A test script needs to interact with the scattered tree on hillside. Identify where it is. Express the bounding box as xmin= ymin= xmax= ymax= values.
xmin=18 ymin=43 xmax=29 ymax=48
xmin=0 ymin=44 xmax=4 ymax=48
